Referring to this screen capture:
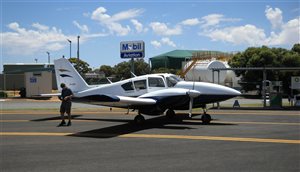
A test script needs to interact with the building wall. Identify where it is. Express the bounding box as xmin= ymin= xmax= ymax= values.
xmin=0 ymin=74 xmax=25 ymax=90
xmin=0 ymin=73 xmax=57 ymax=91
xmin=25 ymin=71 xmax=52 ymax=97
